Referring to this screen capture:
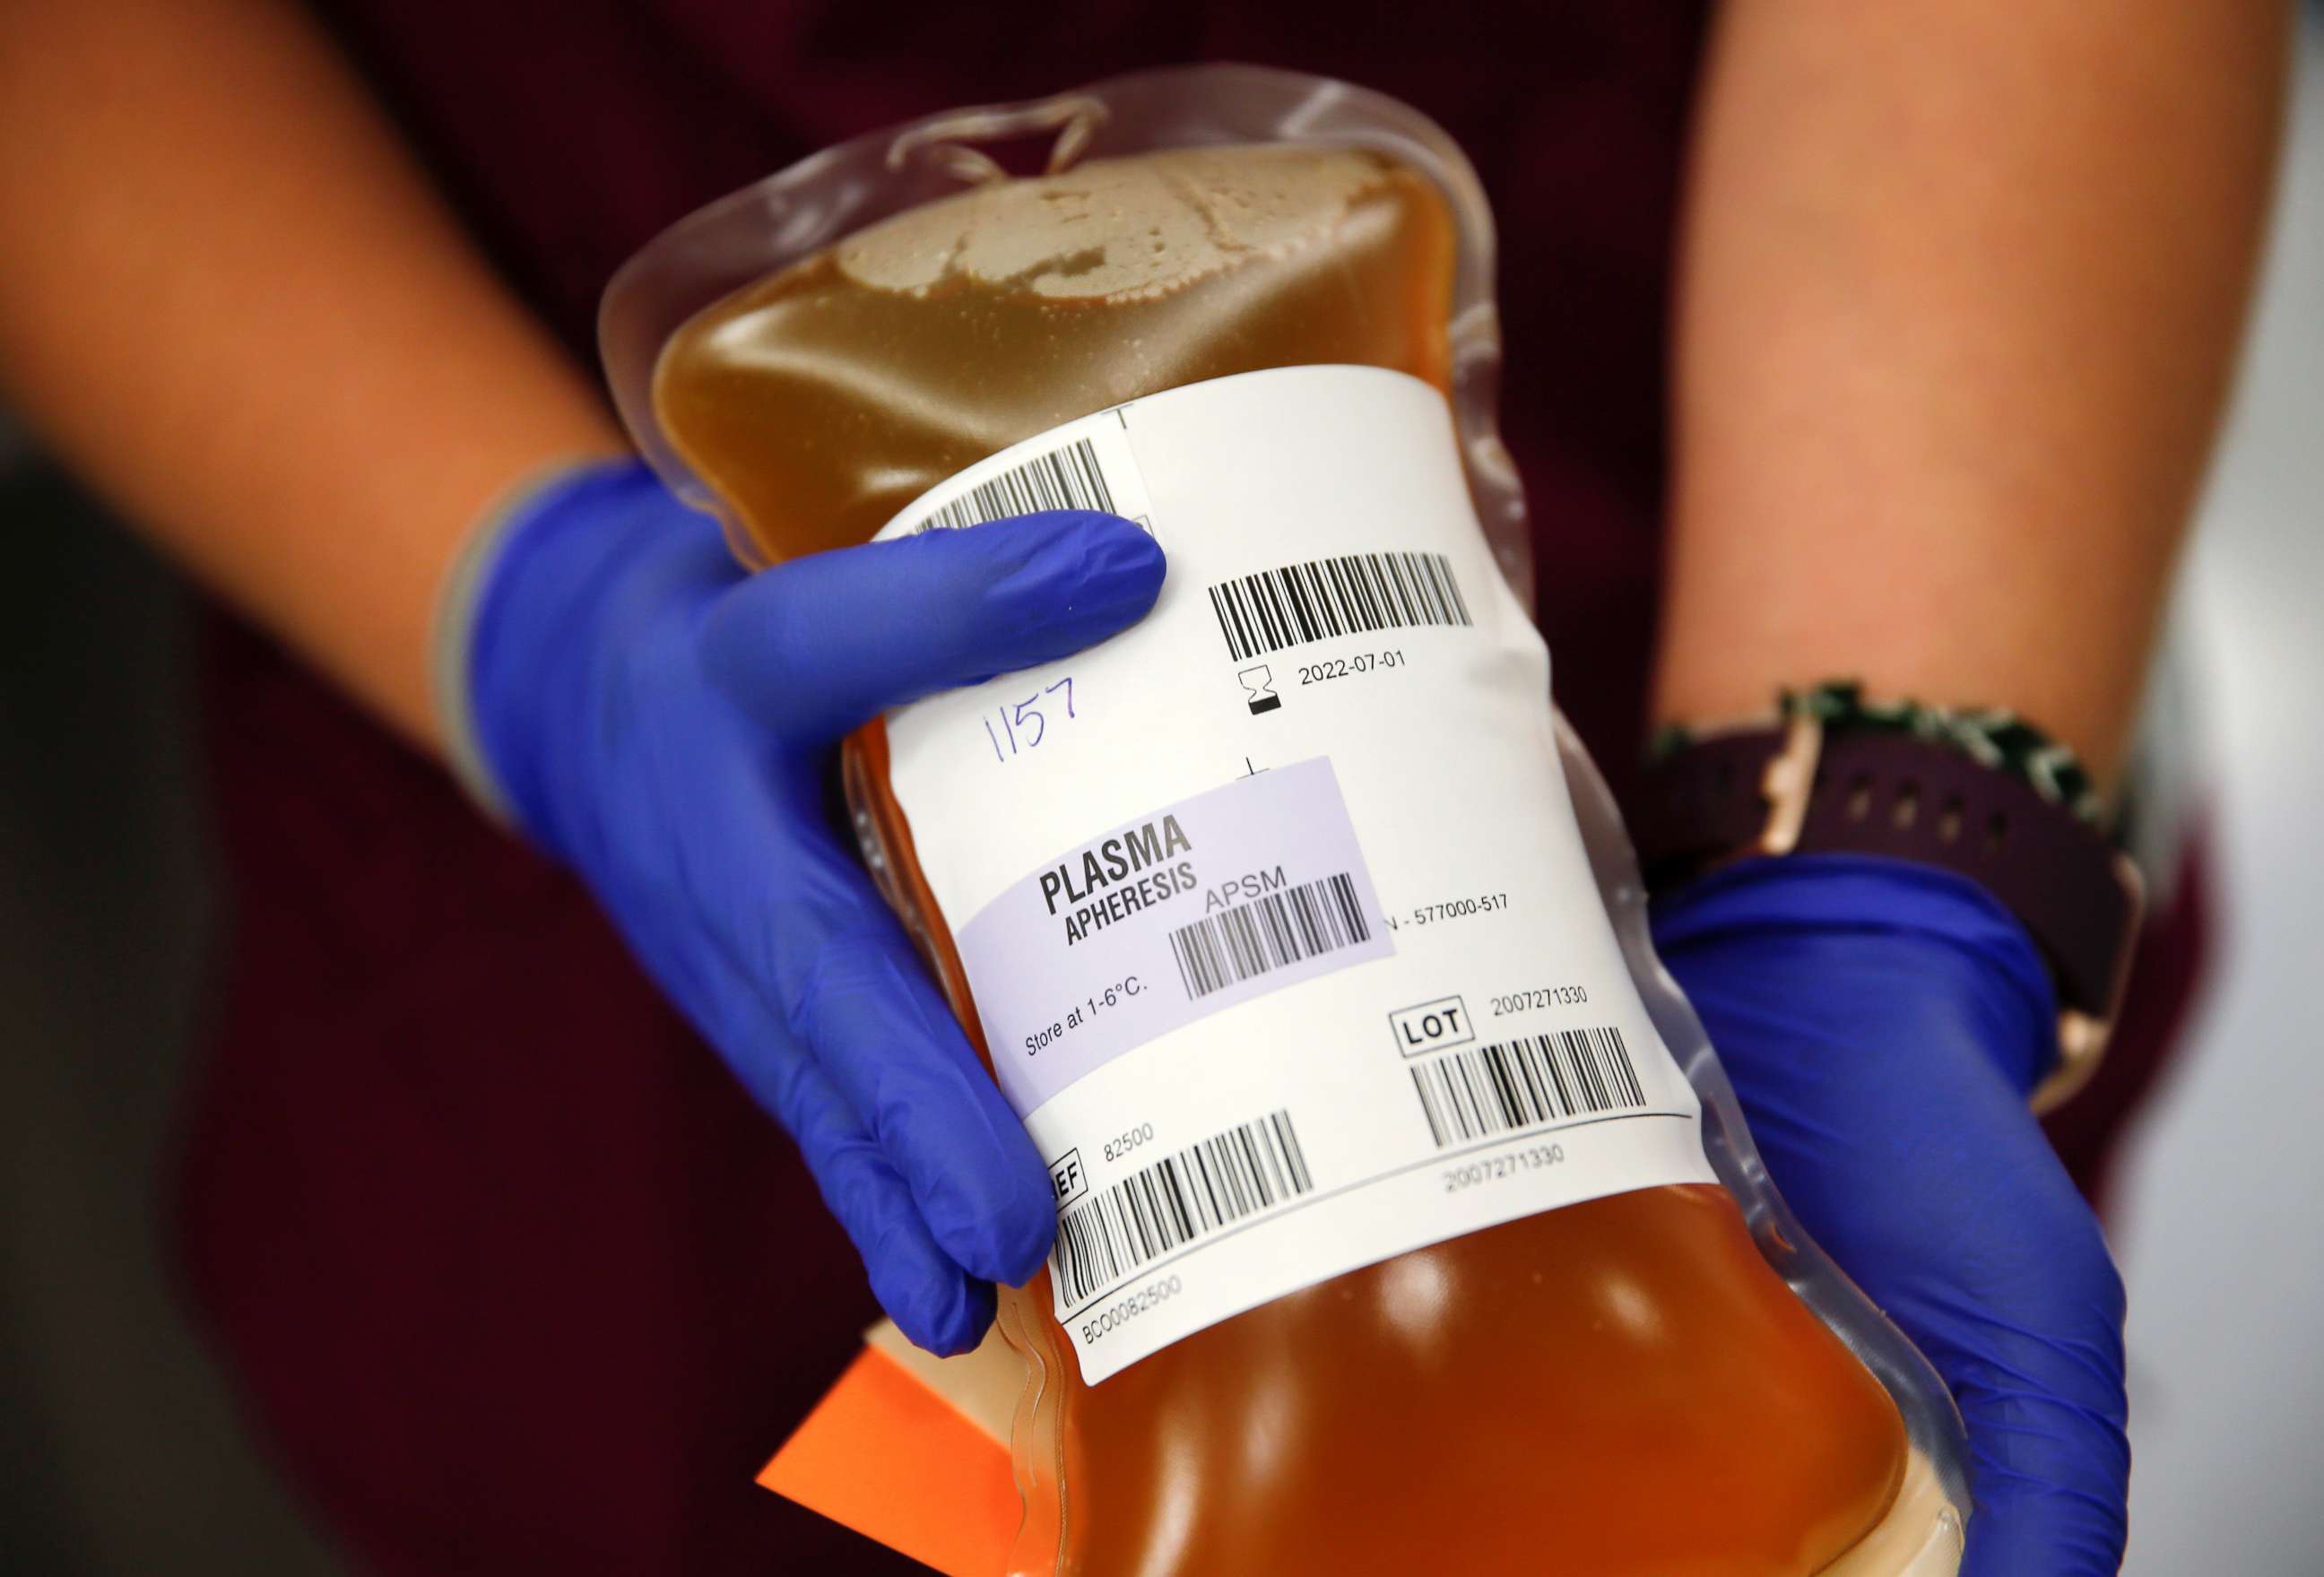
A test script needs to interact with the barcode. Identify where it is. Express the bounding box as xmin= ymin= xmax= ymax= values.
xmin=1051 ymin=1110 xmax=1312 ymax=1308
xmin=1168 ymin=873 xmax=1370 ymax=1000
xmin=1207 ymin=550 xmax=1472 ymax=662
xmin=1409 ymin=1026 xmax=1649 ymax=1148
xmin=911 ymin=437 xmax=1117 ymax=534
